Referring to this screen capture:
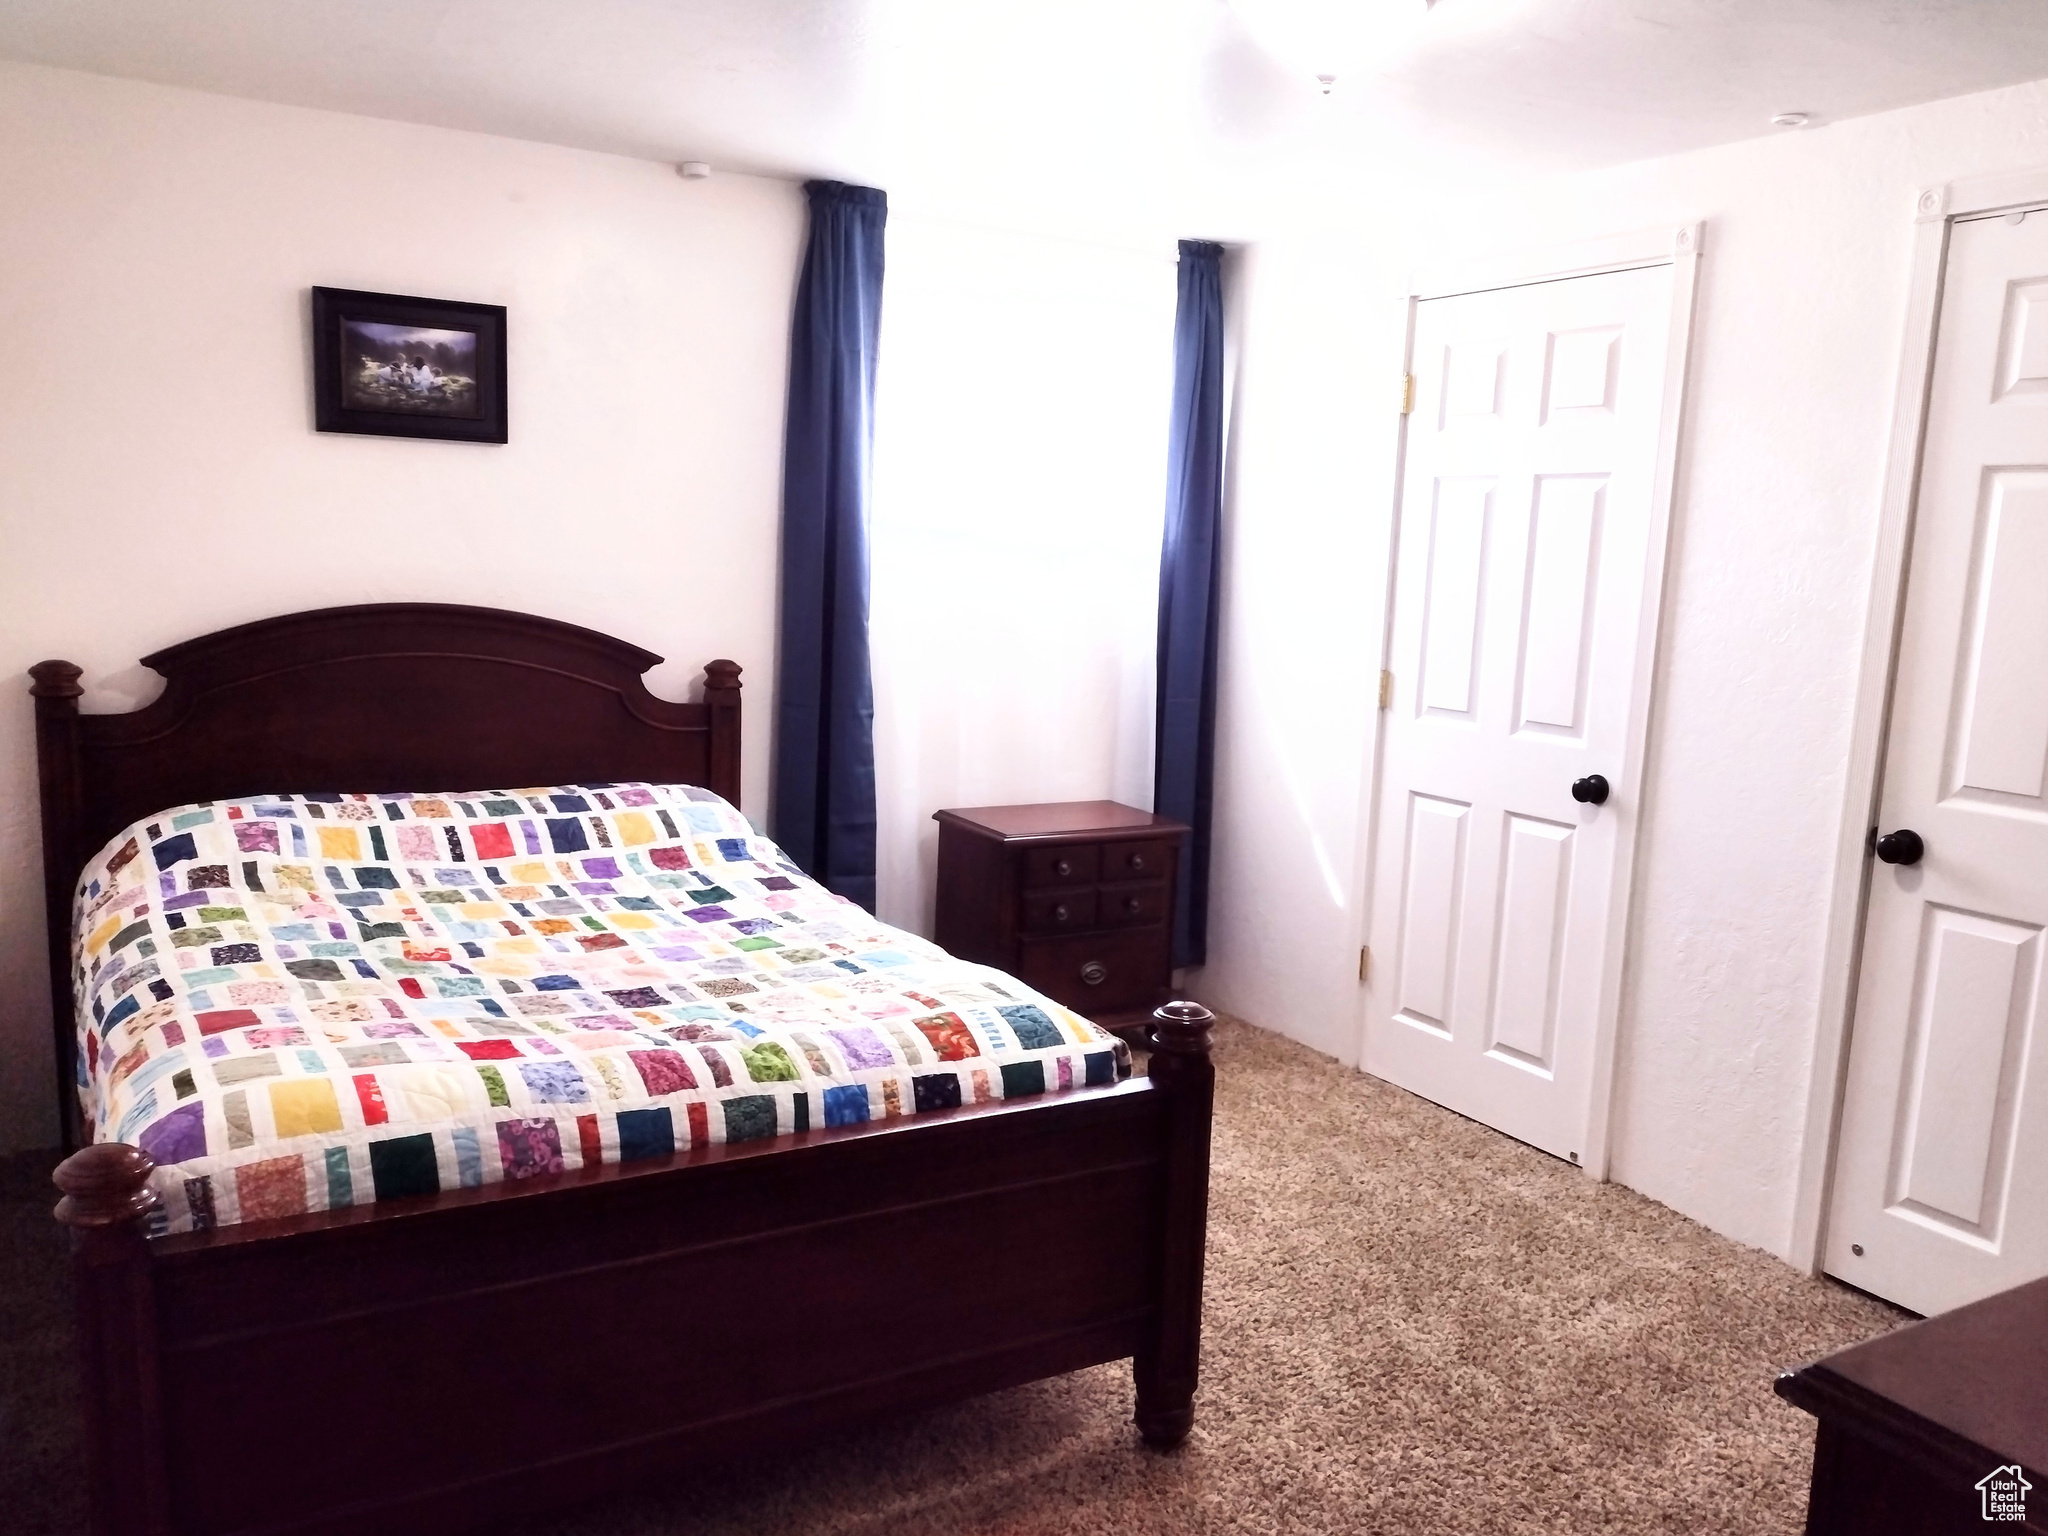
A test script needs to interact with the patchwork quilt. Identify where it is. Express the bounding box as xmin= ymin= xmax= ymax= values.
xmin=74 ymin=783 xmax=1131 ymax=1235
